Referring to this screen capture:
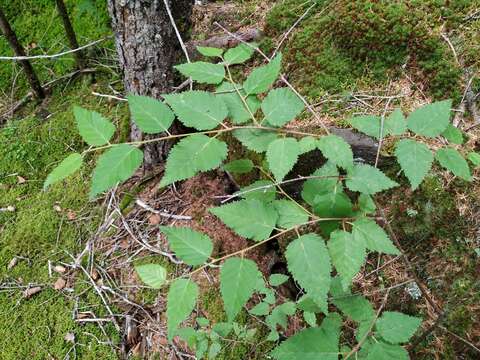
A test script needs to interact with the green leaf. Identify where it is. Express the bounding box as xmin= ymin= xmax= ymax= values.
xmin=220 ymin=257 xmax=261 ymax=322
xmin=196 ymin=46 xmax=223 ymax=57
xmin=365 ymin=341 xmax=409 ymax=360
xmin=44 ymin=153 xmax=83 ymax=190
xmin=237 ymin=180 xmax=276 ymax=202
xmin=249 ymin=302 xmax=270 ymax=316
xmin=216 ymin=82 xmax=260 ymax=124
xmin=395 ymin=139 xmax=433 ymax=190
xmin=467 ymin=152 xmax=480 ymax=167
xmin=243 ymin=53 xmax=282 ymax=95
xmin=376 ymin=311 xmax=422 ymax=344
xmin=266 ymin=138 xmax=300 ymax=182
xmin=196 ymin=317 xmax=210 ymax=327
xmin=127 ymin=95 xmax=175 ymax=134
xmin=407 ymin=99 xmax=452 ymax=137
xmin=351 ymin=218 xmax=400 ymax=255
xmin=301 ymin=162 xmax=339 ymax=206
xmin=223 ymin=159 xmax=254 ymax=174
xmin=224 ymin=43 xmax=255 ymax=65
xmin=90 ymin=144 xmax=143 ymax=198
xmin=266 ymin=302 xmax=296 ymax=330
xmin=317 ymin=135 xmax=354 ymax=170
xmin=261 ymin=88 xmax=304 ymax=127
xmin=210 ymin=199 xmax=278 ymax=241
xmin=167 ymin=279 xmax=199 ymax=340
xmin=330 ymin=277 xmax=374 ymax=322
xmin=442 ymin=123 xmax=464 ymax=144
xmin=298 ymin=136 xmax=317 ymax=154
xmin=273 ymin=200 xmax=309 ymax=229
xmin=163 ymin=90 xmax=227 ymax=130
xmin=159 ymin=226 xmax=213 ymax=266
xmin=74 ymin=106 xmax=115 ymax=146
xmin=313 ymin=191 xmax=353 ymax=218
xmin=271 ymin=313 xmax=341 ymax=360
xmin=303 ymin=311 xmax=317 ymax=327
xmin=285 ymin=234 xmax=331 ymax=312
xmin=174 ymin=61 xmax=225 ymax=84
xmin=358 ymin=194 xmax=376 ymax=214
xmin=350 ymin=115 xmax=381 ymax=139
xmin=135 ymin=264 xmax=167 ymax=289
xmin=212 ymin=322 xmax=232 ymax=337
xmin=435 ymin=147 xmax=472 ymax=181
xmin=161 ymin=134 xmax=228 ymax=186
xmin=328 ymin=230 xmax=366 ymax=288
xmin=384 ymin=108 xmax=407 ymax=136
xmin=346 ymin=164 xmax=398 ymax=195
xmin=209 ymin=342 xmax=222 ymax=359
xmin=234 ymin=128 xmax=278 ymax=152
xmin=269 ymin=274 xmax=289 ymax=287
